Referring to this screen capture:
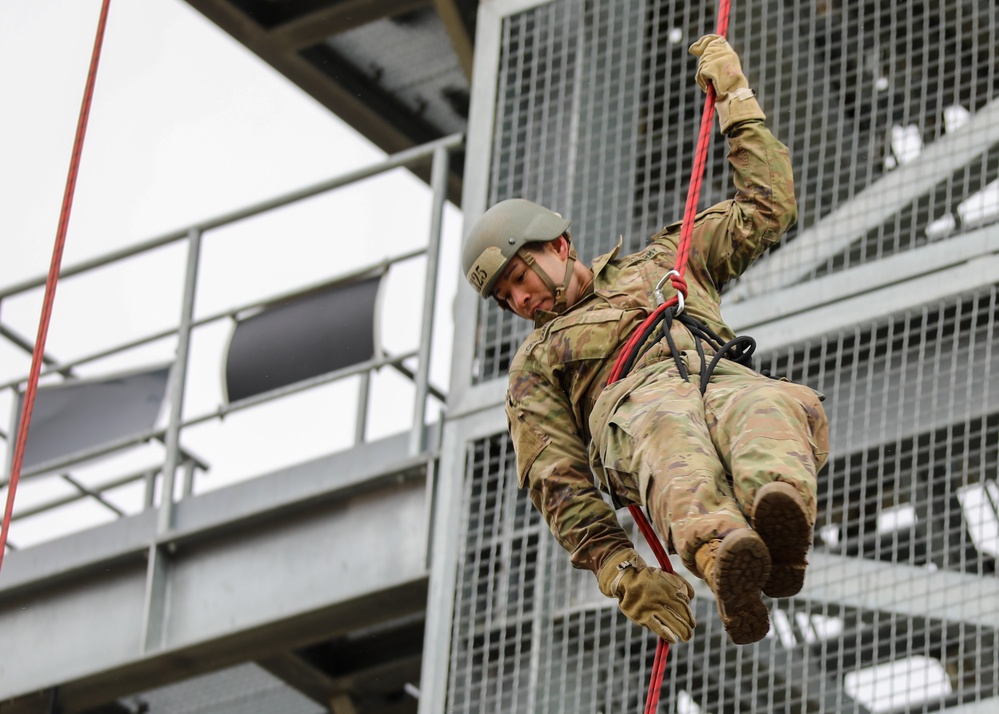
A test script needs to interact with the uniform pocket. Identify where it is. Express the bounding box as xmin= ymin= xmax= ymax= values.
xmin=546 ymin=308 xmax=628 ymax=362
xmin=509 ymin=411 xmax=552 ymax=489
